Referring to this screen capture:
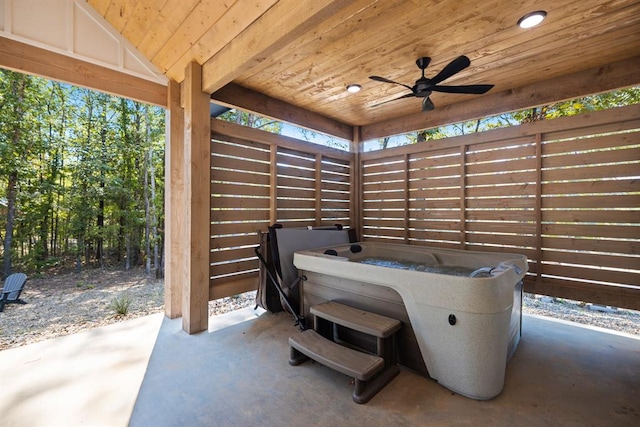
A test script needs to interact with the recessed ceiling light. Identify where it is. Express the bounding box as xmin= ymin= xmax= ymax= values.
xmin=346 ymin=84 xmax=361 ymax=93
xmin=517 ymin=11 xmax=547 ymax=29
